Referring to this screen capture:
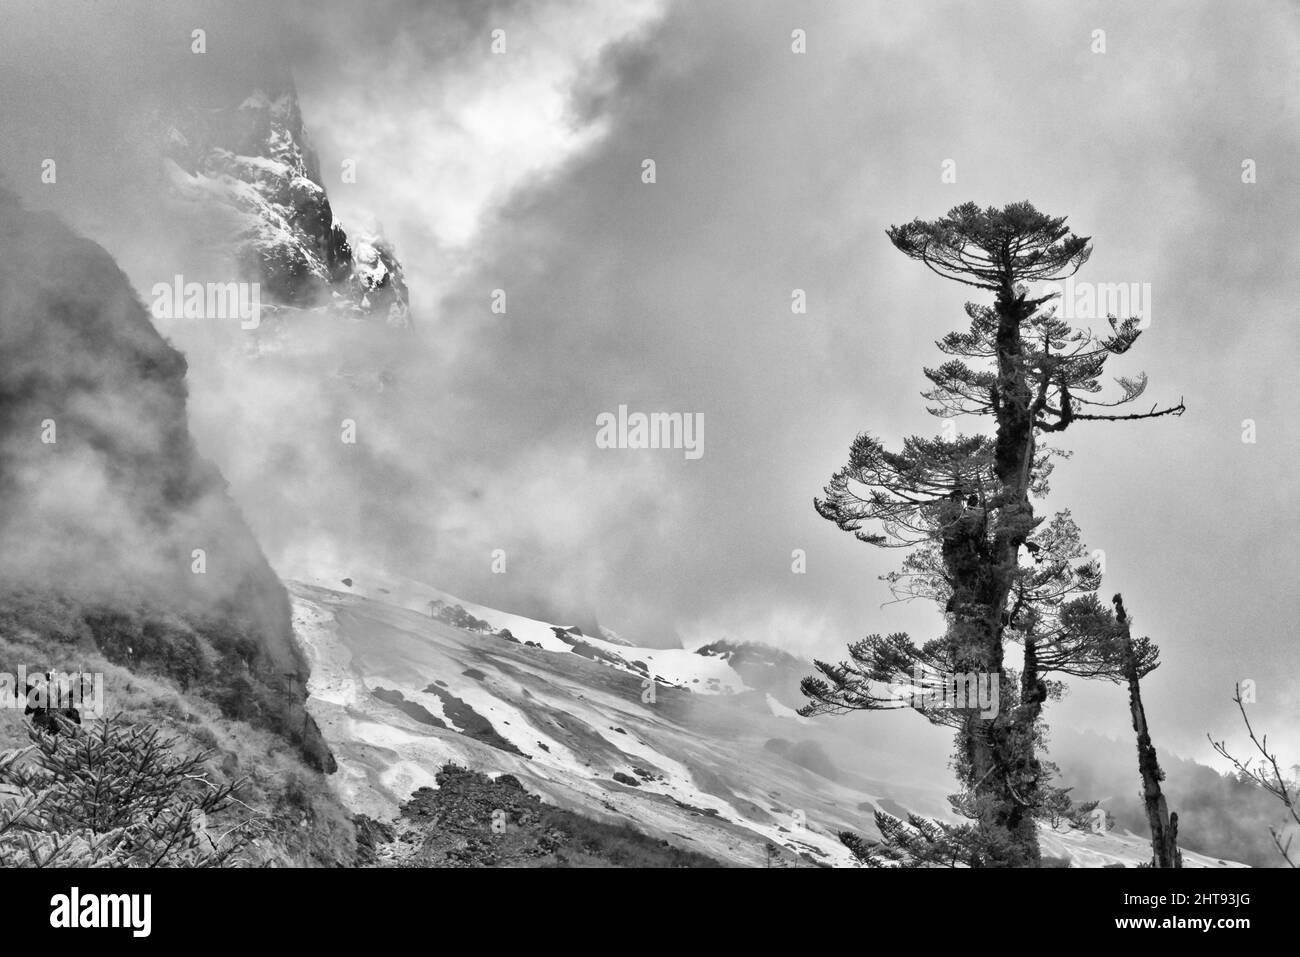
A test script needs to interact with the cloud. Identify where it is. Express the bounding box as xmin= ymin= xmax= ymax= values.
xmin=2 ymin=0 xmax=1298 ymax=755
